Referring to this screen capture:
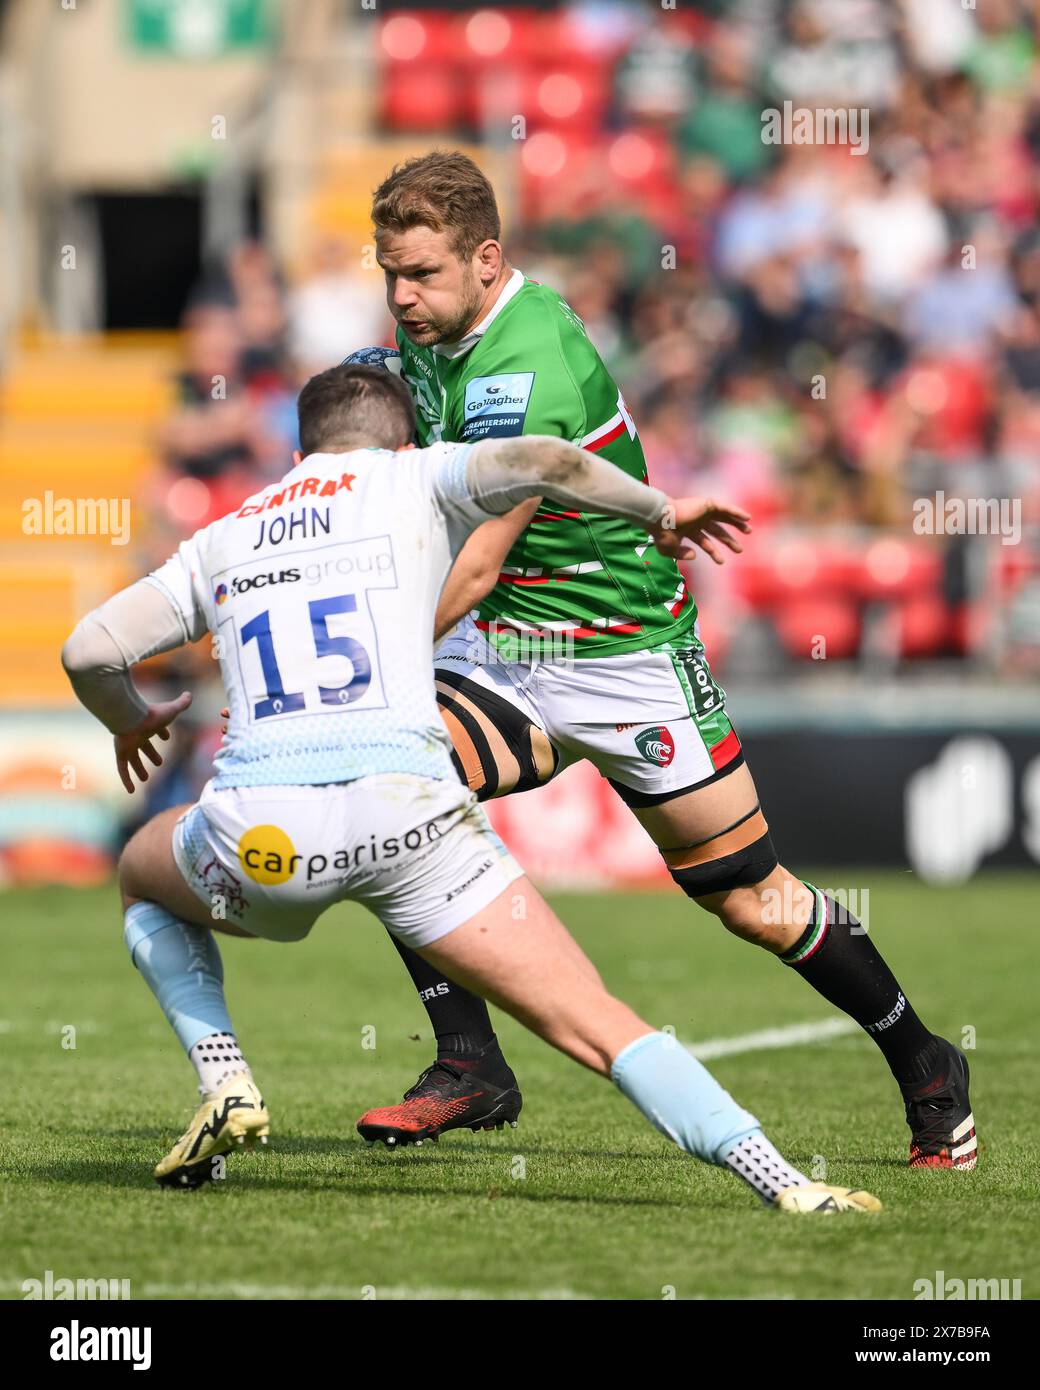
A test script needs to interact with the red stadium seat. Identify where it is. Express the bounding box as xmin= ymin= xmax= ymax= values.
xmin=381 ymin=64 xmax=462 ymax=133
xmin=898 ymin=594 xmax=950 ymax=658
xmin=729 ymin=554 xmax=776 ymax=611
xmin=532 ymin=64 xmax=611 ymax=132
xmin=731 ymin=537 xmax=857 ymax=622
xmin=456 ymin=9 xmax=613 ymax=68
xmin=459 ymin=60 xmax=527 ymax=131
xmin=772 ymin=537 xmax=853 ymax=596
xmin=517 ymin=130 xmax=605 ymax=222
xmin=777 ymin=596 xmax=860 ymax=661
xmin=379 ymin=12 xmax=456 ymax=66
xmin=948 ymin=600 xmax=984 ymax=657
xmin=606 ymin=127 xmax=676 ymax=186
xmin=857 ymin=538 xmax=941 ymax=602
xmin=604 ymin=128 xmax=682 ymax=223
xmin=461 ymin=59 xmax=611 ymax=135
xmin=457 ymin=8 xmax=524 ymax=65
xmin=995 ymin=543 xmax=1035 ymax=596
